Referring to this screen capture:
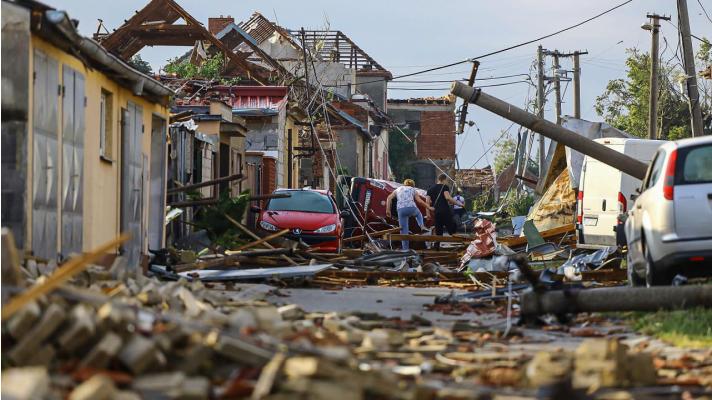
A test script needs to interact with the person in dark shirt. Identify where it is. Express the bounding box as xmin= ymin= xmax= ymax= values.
xmin=426 ymin=174 xmax=465 ymax=249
